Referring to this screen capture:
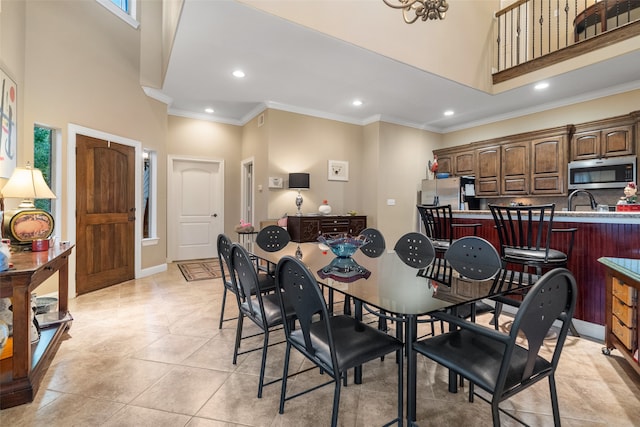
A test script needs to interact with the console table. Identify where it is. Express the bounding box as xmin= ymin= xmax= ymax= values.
xmin=0 ymin=244 xmax=74 ymax=408
xmin=287 ymin=215 xmax=367 ymax=243
xmin=598 ymin=257 xmax=639 ymax=376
